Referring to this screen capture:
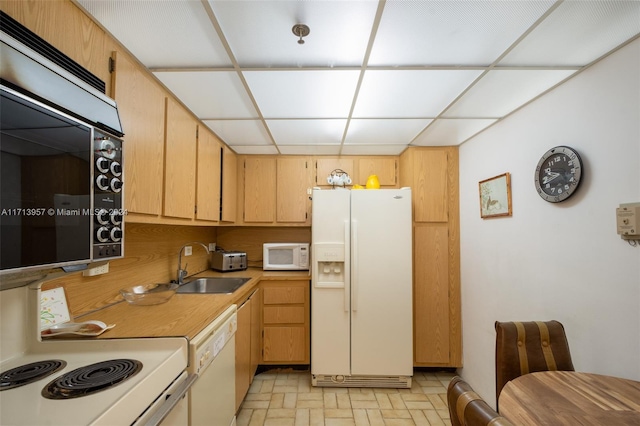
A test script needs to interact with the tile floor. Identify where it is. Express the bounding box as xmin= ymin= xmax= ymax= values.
xmin=236 ymin=369 xmax=456 ymax=426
